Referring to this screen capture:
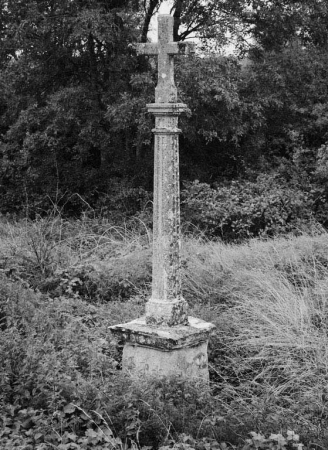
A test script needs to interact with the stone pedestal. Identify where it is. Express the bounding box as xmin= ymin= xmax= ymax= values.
xmin=110 ymin=316 xmax=215 ymax=379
